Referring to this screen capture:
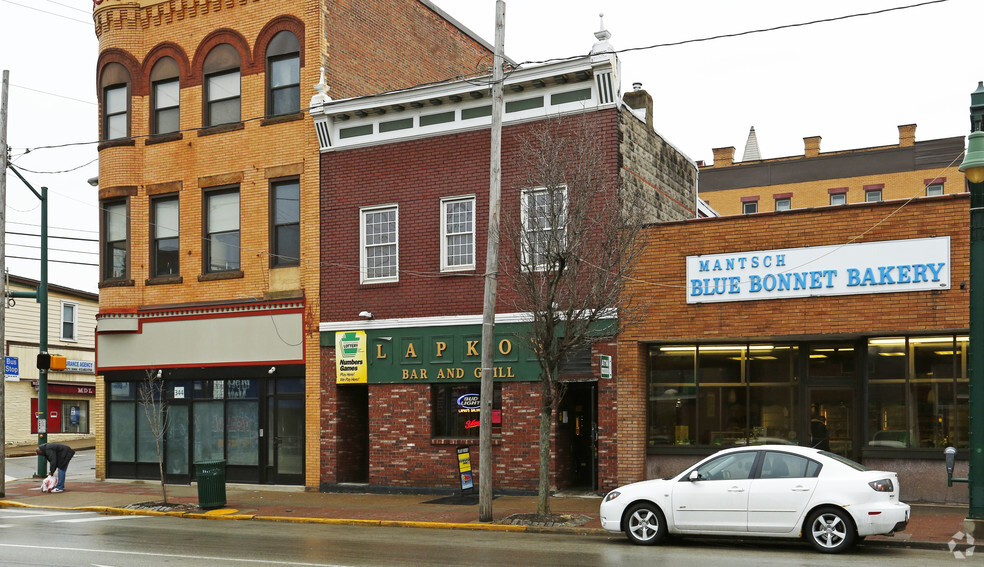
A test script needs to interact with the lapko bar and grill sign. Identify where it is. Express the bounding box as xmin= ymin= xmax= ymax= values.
xmin=686 ymin=237 xmax=950 ymax=304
